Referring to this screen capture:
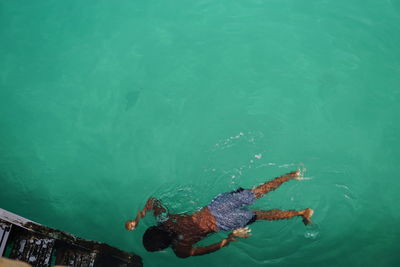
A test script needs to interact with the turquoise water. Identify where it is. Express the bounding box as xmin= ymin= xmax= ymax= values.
xmin=1 ymin=0 xmax=400 ymax=266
